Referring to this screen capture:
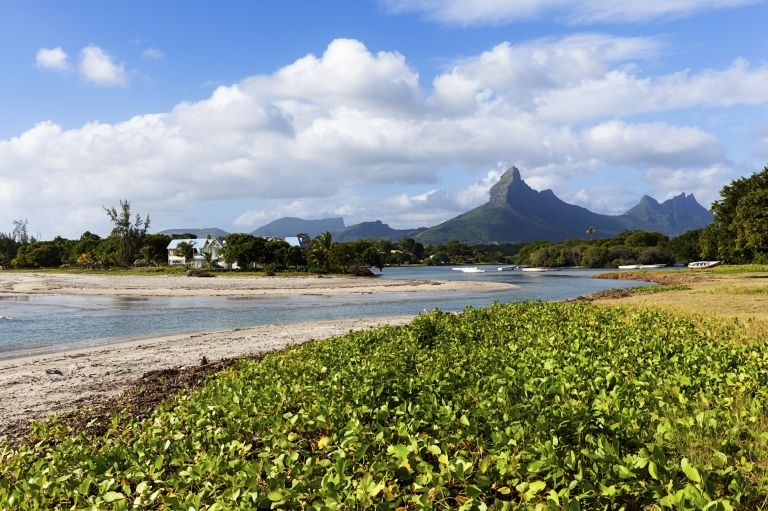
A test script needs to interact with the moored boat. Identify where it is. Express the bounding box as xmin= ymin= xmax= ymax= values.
xmin=687 ymin=260 xmax=722 ymax=269
xmin=522 ymin=267 xmax=560 ymax=273
xmin=618 ymin=264 xmax=642 ymax=270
